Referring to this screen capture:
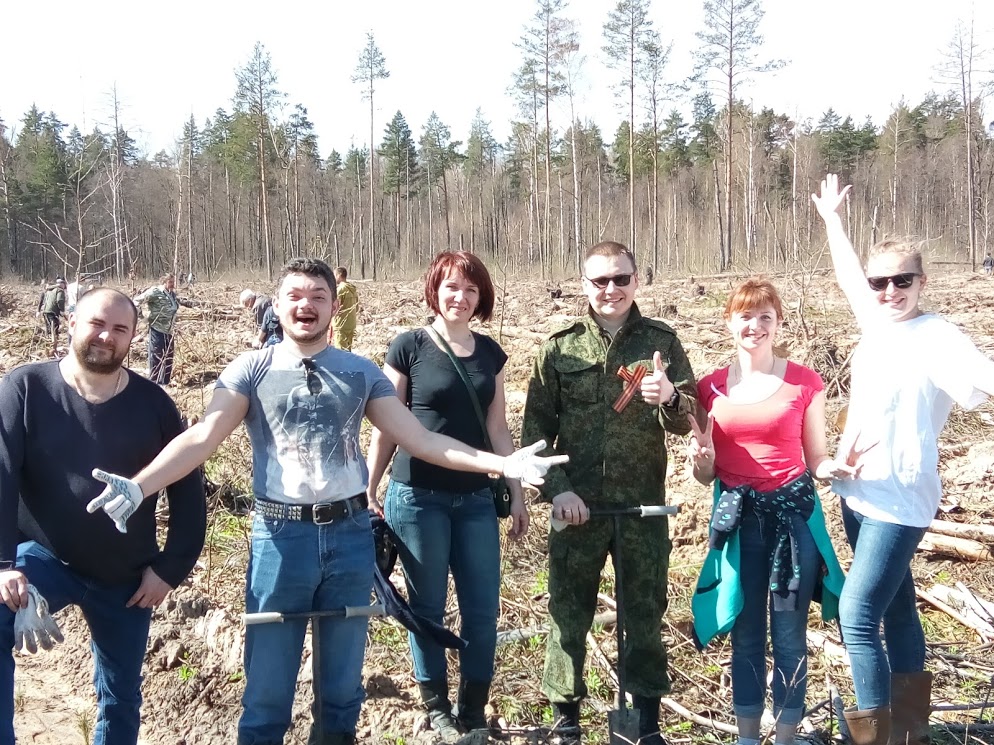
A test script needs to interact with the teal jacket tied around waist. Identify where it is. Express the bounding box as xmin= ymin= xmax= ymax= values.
xmin=692 ymin=482 xmax=846 ymax=649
